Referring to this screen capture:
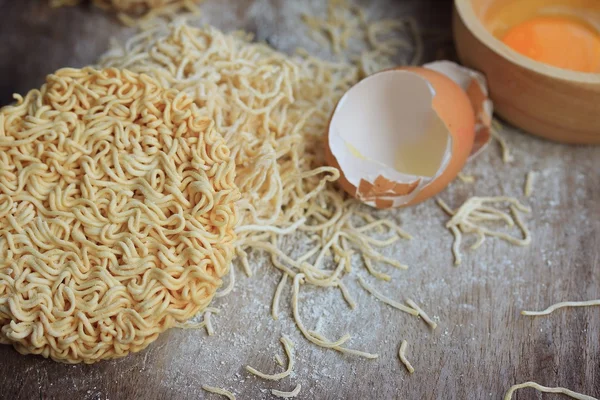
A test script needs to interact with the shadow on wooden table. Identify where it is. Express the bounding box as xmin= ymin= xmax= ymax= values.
xmin=0 ymin=0 xmax=117 ymax=106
